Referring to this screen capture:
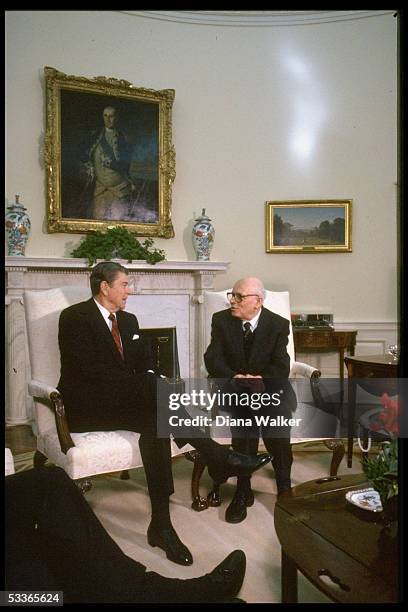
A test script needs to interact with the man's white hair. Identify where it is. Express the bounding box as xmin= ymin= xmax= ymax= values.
xmin=234 ymin=277 xmax=265 ymax=299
